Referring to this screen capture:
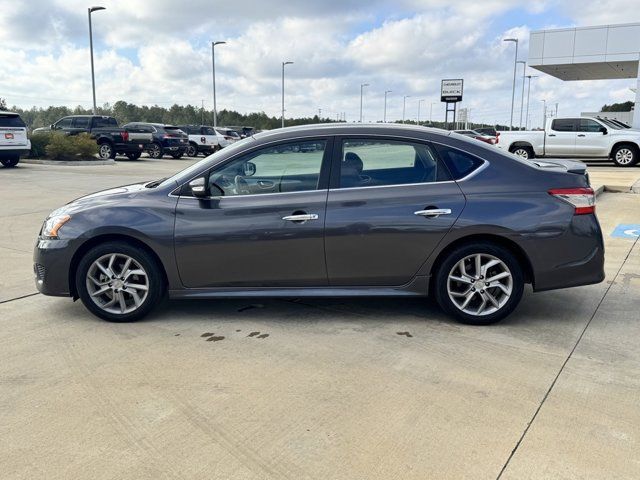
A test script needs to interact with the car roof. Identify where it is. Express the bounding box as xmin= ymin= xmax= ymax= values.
xmin=252 ymin=123 xmax=454 ymax=141
xmin=0 ymin=111 xmax=22 ymax=116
